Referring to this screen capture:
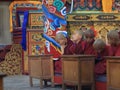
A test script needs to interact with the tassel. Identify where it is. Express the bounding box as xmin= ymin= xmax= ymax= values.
xmin=80 ymin=0 xmax=85 ymax=7
xmin=88 ymin=0 xmax=93 ymax=7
